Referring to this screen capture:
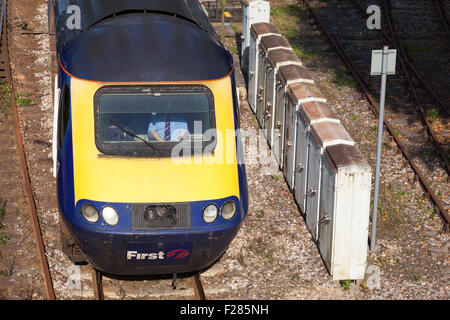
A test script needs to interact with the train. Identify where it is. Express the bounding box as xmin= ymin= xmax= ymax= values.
xmin=51 ymin=0 xmax=248 ymax=276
